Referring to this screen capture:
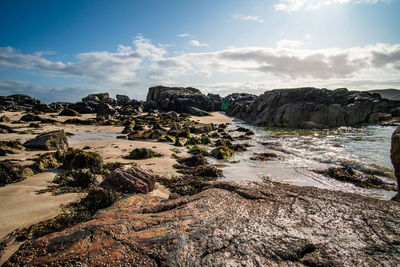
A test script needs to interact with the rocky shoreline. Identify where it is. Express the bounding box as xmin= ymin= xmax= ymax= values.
xmin=0 ymin=86 xmax=400 ymax=265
